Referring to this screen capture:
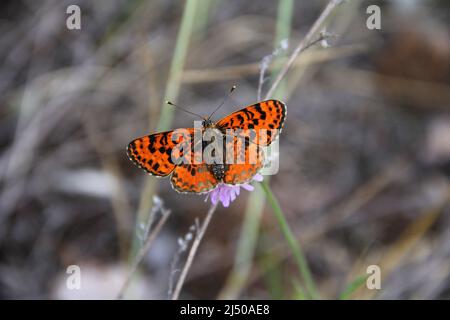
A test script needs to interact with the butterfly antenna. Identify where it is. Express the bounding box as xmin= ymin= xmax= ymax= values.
xmin=208 ymin=84 xmax=237 ymax=120
xmin=166 ymin=101 xmax=204 ymax=120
